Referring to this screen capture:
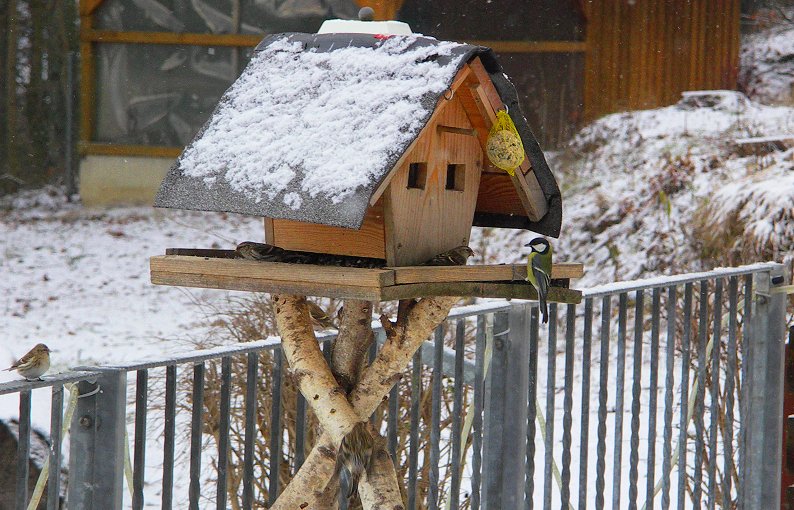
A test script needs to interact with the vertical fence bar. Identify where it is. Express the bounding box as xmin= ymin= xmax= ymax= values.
xmin=429 ymin=326 xmax=444 ymax=510
xmin=662 ymin=286 xmax=677 ymax=510
xmin=269 ymin=348 xmax=284 ymax=505
xmin=408 ymin=348 xmax=422 ymax=510
xmin=47 ymin=384 xmax=64 ymax=510
xmin=68 ymin=371 xmax=127 ymax=510
xmin=646 ymin=288 xmax=662 ymax=510
xmin=677 ymin=283 xmax=693 ymax=510
xmin=162 ymin=365 xmax=177 ymax=510
xmin=743 ymin=267 xmax=786 ymax=509
xmin=16 ymin=389 xmax=31 ymax=510
xmin=738 ymin=274 xmax=752 ymax=508
xmin=629 ymin=289 xmax=645 ymax=510
xmin=449 ymin=319 xmax=466 ymax=508
xmin=242 ymin=352 xmax=258 ymax=510
xmin=133 ymin=370 xmax=148 ymax=510
xmin=612 ymin=293 xmax=628 ymax=510
xmin=472 ymin=315 xmax=487 ymax=510
xmin=561 ymin=304 xmax=576 ymax=510
xmin=723 ymin=276 xmax=738 ymax=506
xmin=579 ymin=297 xmax=594 ymax=509
xmin=295 ymin=392 xmax=307 ymax=471
xmin=525 ymin=307 xmax=540 ymax=510
xmin=693 ymin=280 xmax=709 ymax=507
xmin=708 ymin=278 xmax=723 ymax=510
xmin=217 ymin=357 xmax=232 ymax=510
xmin=483 ymin=303 xmax=530 ymax=509
xmin=543 ymin=303 xmax=558 ymax=510
xmin=595 ymin=295 xmax=611 ymax=510
xmin=189 ymin=363 xmax=205 ymax=510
